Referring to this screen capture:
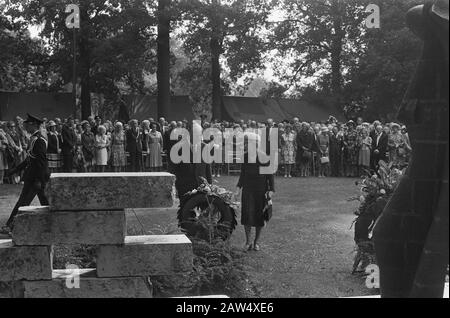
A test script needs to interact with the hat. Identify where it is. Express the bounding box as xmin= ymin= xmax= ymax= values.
xmin=23 ymin=113 xmax=44 ymax=125
xmin=432 ymin=0 xmax=449 ymax=21
xmin=47 ymin=120 xmax=56 ymax=127
xmin=346 ymin=120 xmax=355 ymax=127
xmin=391 ymin=123 xmax=401 ymax=129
